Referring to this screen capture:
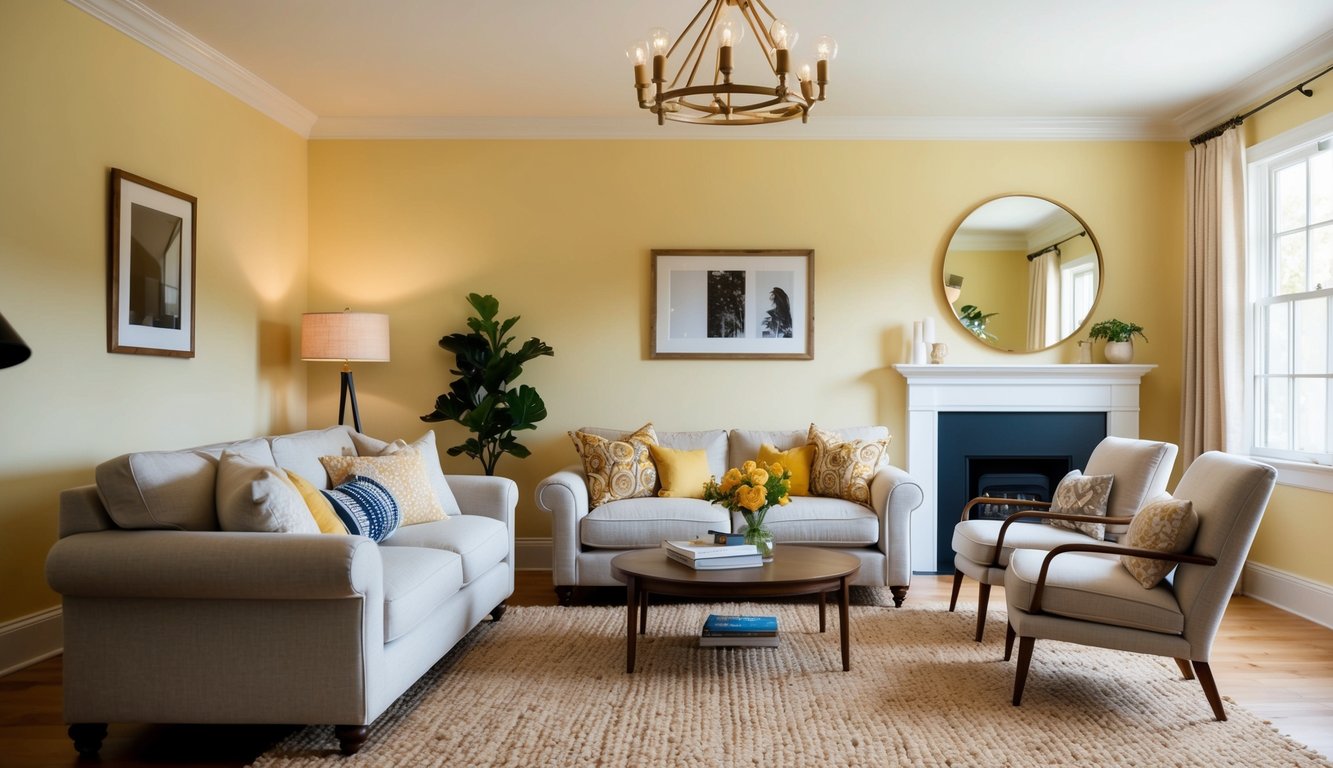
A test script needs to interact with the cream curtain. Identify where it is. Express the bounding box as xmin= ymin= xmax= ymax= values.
xmin=1026 ymin=250 xmax=1060 ymax=349
xmin=1182 ymin=127 xmax=1245 ymax=465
